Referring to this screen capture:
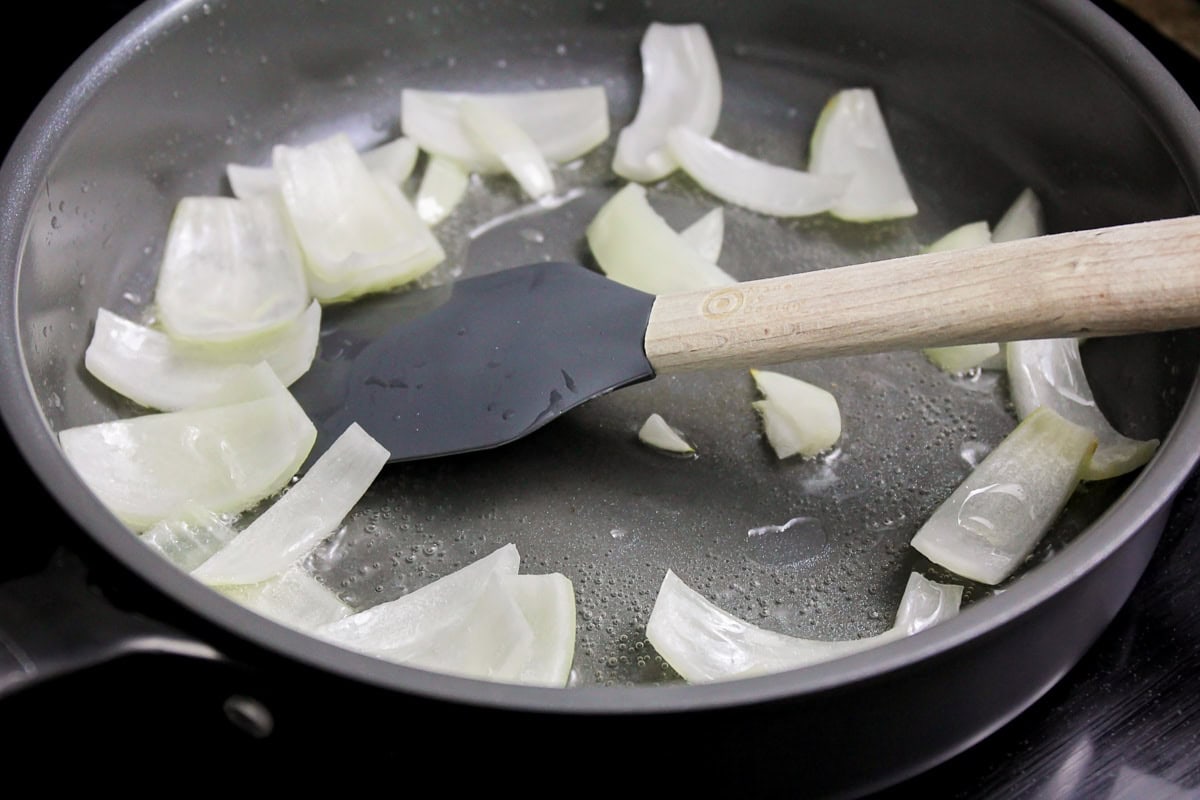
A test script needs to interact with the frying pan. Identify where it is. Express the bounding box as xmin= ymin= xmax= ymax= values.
xmin=1 ymin=0 xmax=1198 ymax=793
